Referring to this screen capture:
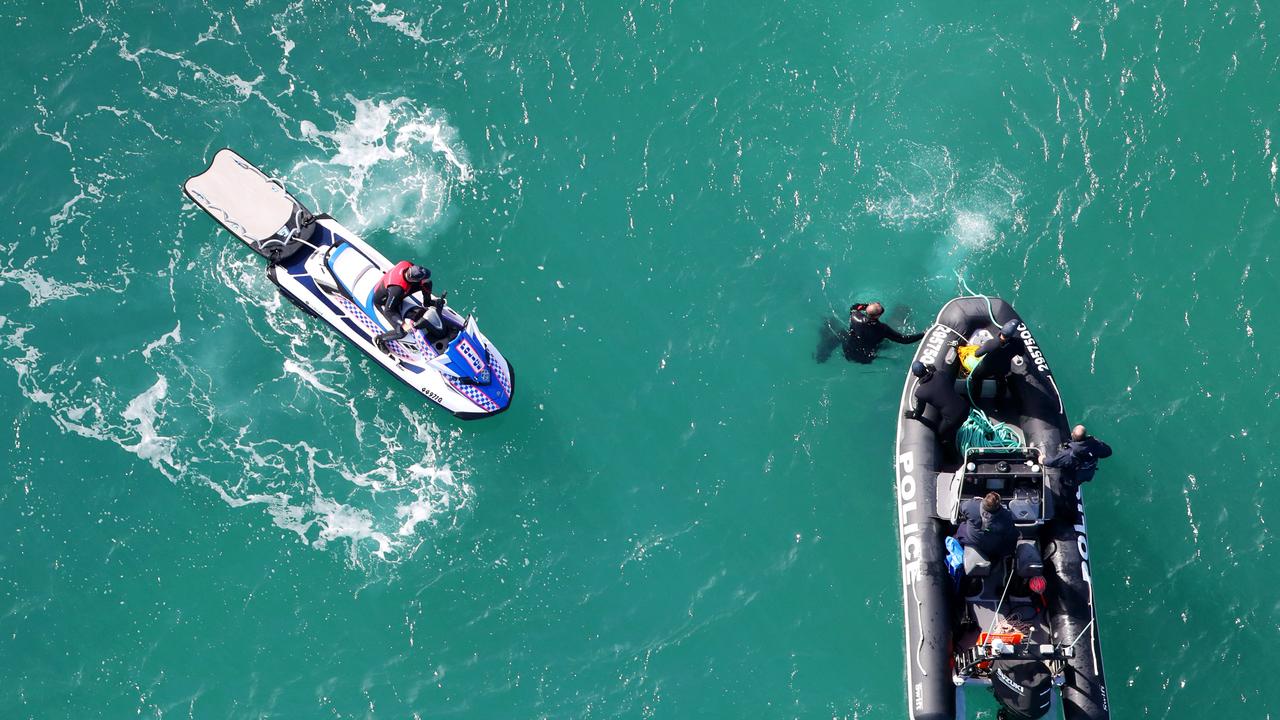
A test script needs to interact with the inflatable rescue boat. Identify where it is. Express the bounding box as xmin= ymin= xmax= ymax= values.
xmin=184 ymin=149 xmax=513 ymax=419
xmin=894 ymin=296 xmax=1108 ymax=719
